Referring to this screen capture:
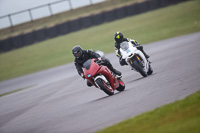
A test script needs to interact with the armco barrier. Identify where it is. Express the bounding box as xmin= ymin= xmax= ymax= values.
xmin=0 ymin=0 xmax=188 ymax=53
